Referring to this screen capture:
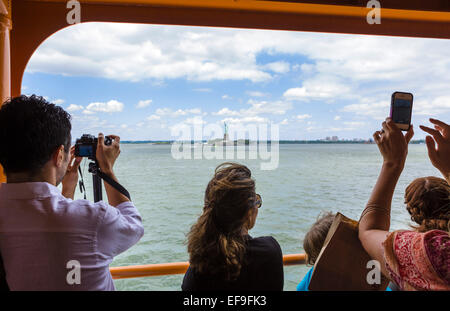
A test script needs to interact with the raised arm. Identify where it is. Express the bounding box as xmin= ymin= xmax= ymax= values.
xmin=95 ymin=134 xmax=144 ymax=256
xmin=419 ymin=118 xmax=450 ymax=183
xmin=358 ymin=118 xmax=414 ymax=276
